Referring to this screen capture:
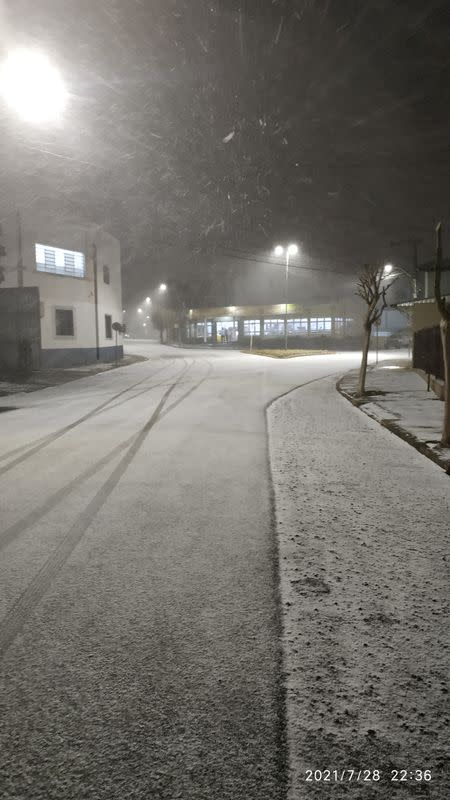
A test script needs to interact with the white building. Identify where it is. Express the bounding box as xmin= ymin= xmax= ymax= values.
xmin=0 ymin=209 xmax=123 ymax=367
